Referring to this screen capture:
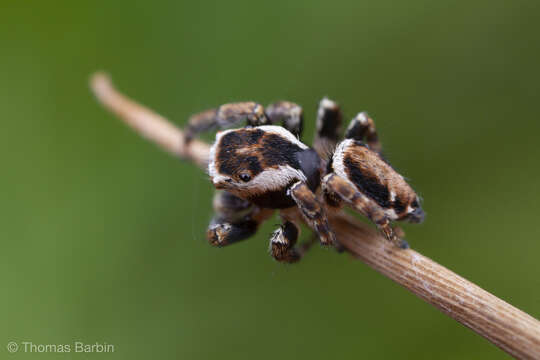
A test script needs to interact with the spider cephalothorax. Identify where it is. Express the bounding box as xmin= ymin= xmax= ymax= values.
xmin=186 ymin=98 xmax=424 ymax=263
xmin=209 ymin=126 xmax=322 ymax=208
